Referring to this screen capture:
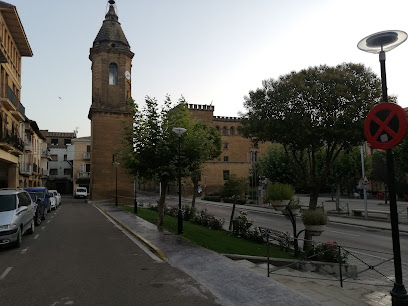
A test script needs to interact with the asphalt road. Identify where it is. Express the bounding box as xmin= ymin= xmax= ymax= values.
xmin=138 ymin=192 xmax=408 ymax=262
xmin=0 ymin=197 xmax=220 ymax=306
